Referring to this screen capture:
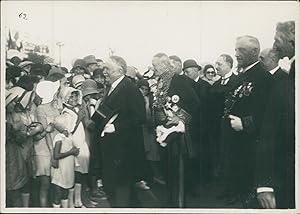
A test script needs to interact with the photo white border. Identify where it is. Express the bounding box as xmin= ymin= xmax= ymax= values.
xmin=1 ymin=1 xmax=299 ymax=213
